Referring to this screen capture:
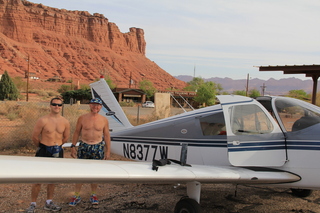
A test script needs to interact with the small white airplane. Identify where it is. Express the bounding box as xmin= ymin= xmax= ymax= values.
xmin=2 ymin=77 xmax=320 ymax=213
